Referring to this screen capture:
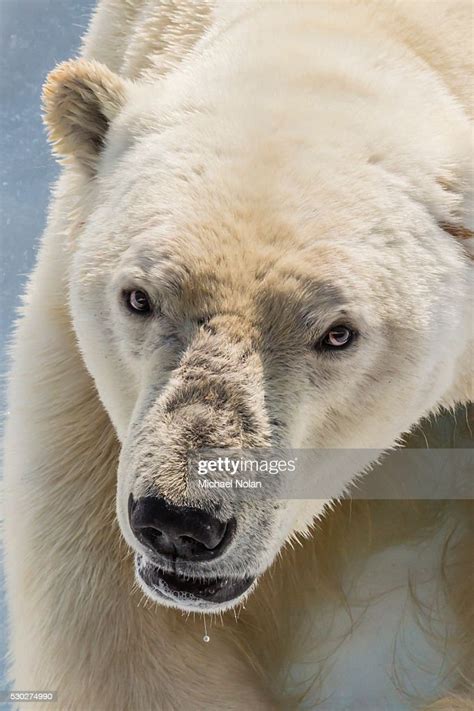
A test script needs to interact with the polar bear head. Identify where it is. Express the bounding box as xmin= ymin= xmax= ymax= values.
xmin=43 ymin=59 xmax=472 ymax=612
